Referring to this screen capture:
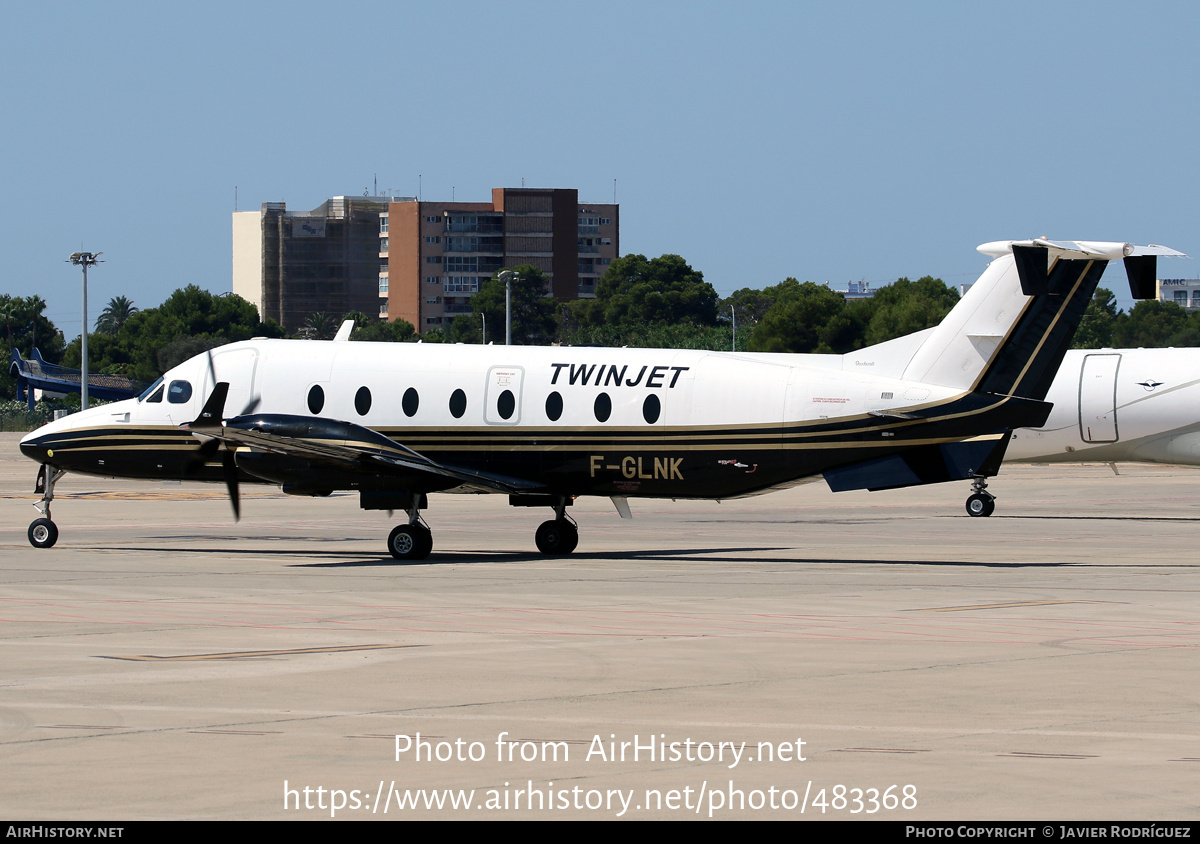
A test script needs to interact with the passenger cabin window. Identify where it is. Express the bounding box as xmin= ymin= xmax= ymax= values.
xmin=167 ymin=380 xmax=193 ymax=404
